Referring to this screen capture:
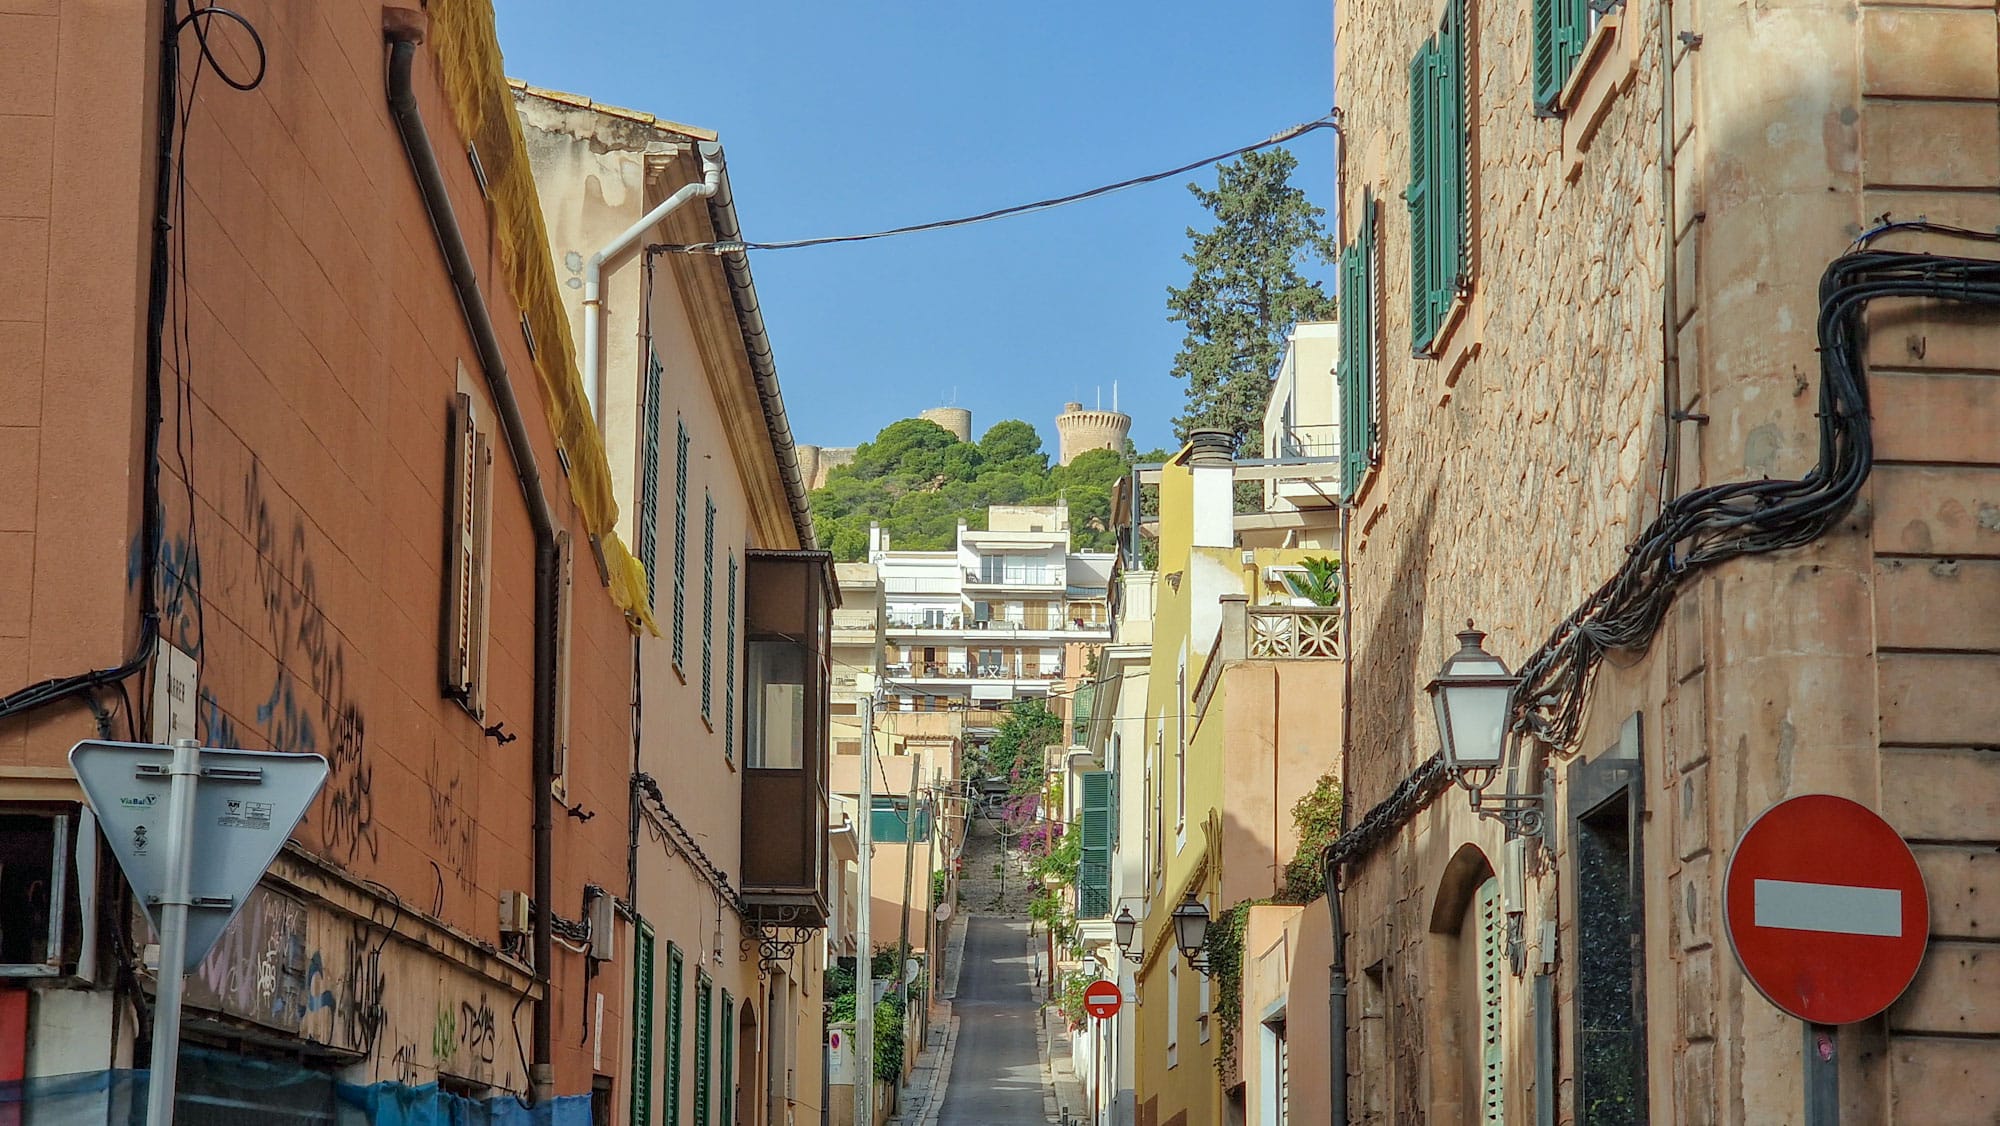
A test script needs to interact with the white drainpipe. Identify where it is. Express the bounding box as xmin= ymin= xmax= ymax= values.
xmin=581 ymin=140 xmax=724 ymax=422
